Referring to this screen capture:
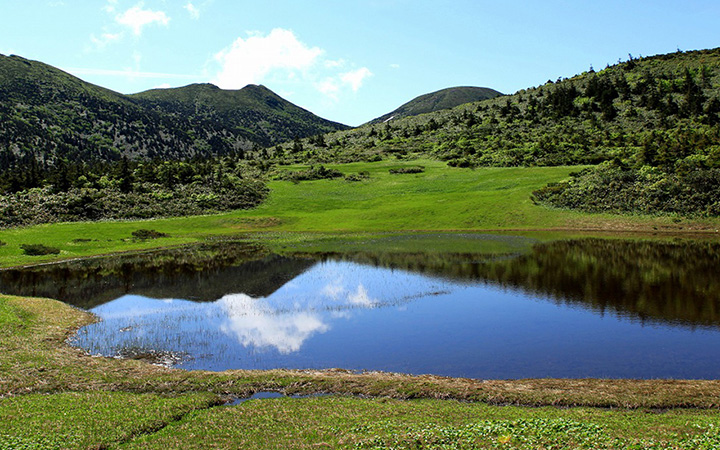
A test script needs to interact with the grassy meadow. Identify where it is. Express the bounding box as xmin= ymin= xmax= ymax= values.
xmin=0 ymin=159 xmax=717 ymax=268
